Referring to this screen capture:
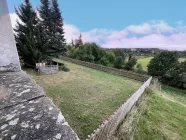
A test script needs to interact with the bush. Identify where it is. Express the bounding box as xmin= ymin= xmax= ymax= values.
xmin=162 ymin=62 xmax=186 ymax=89
xmin=125 ymin=57 xmax=137 ymax=70
xmin=105 ymin=51 xmax=116 ymax=64
xmin=148 ymin=51 xmax=186 ymax=89
xmin=113 ymin=49 xmax=127 ymax=61
xmin=136 ymin=63 xmax=141 ymax=69
xmin=114 ymin=56 xmax=123 ymax=69
xmin=100 ymin=56 xmax=110 ymax=66
xmin=148 ymin=51 xmax=178 ymax=76
xmin=66 ymin=47 xmax=77 ymax=59
xmin=136 ymin=63 xmax=143 ymax=73
xmin=60 ymin=65 xmax=70 ymax=72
